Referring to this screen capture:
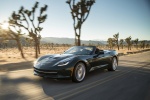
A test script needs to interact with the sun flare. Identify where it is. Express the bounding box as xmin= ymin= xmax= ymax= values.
xmin=1 ymin=22 xmax=9 ymax=29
